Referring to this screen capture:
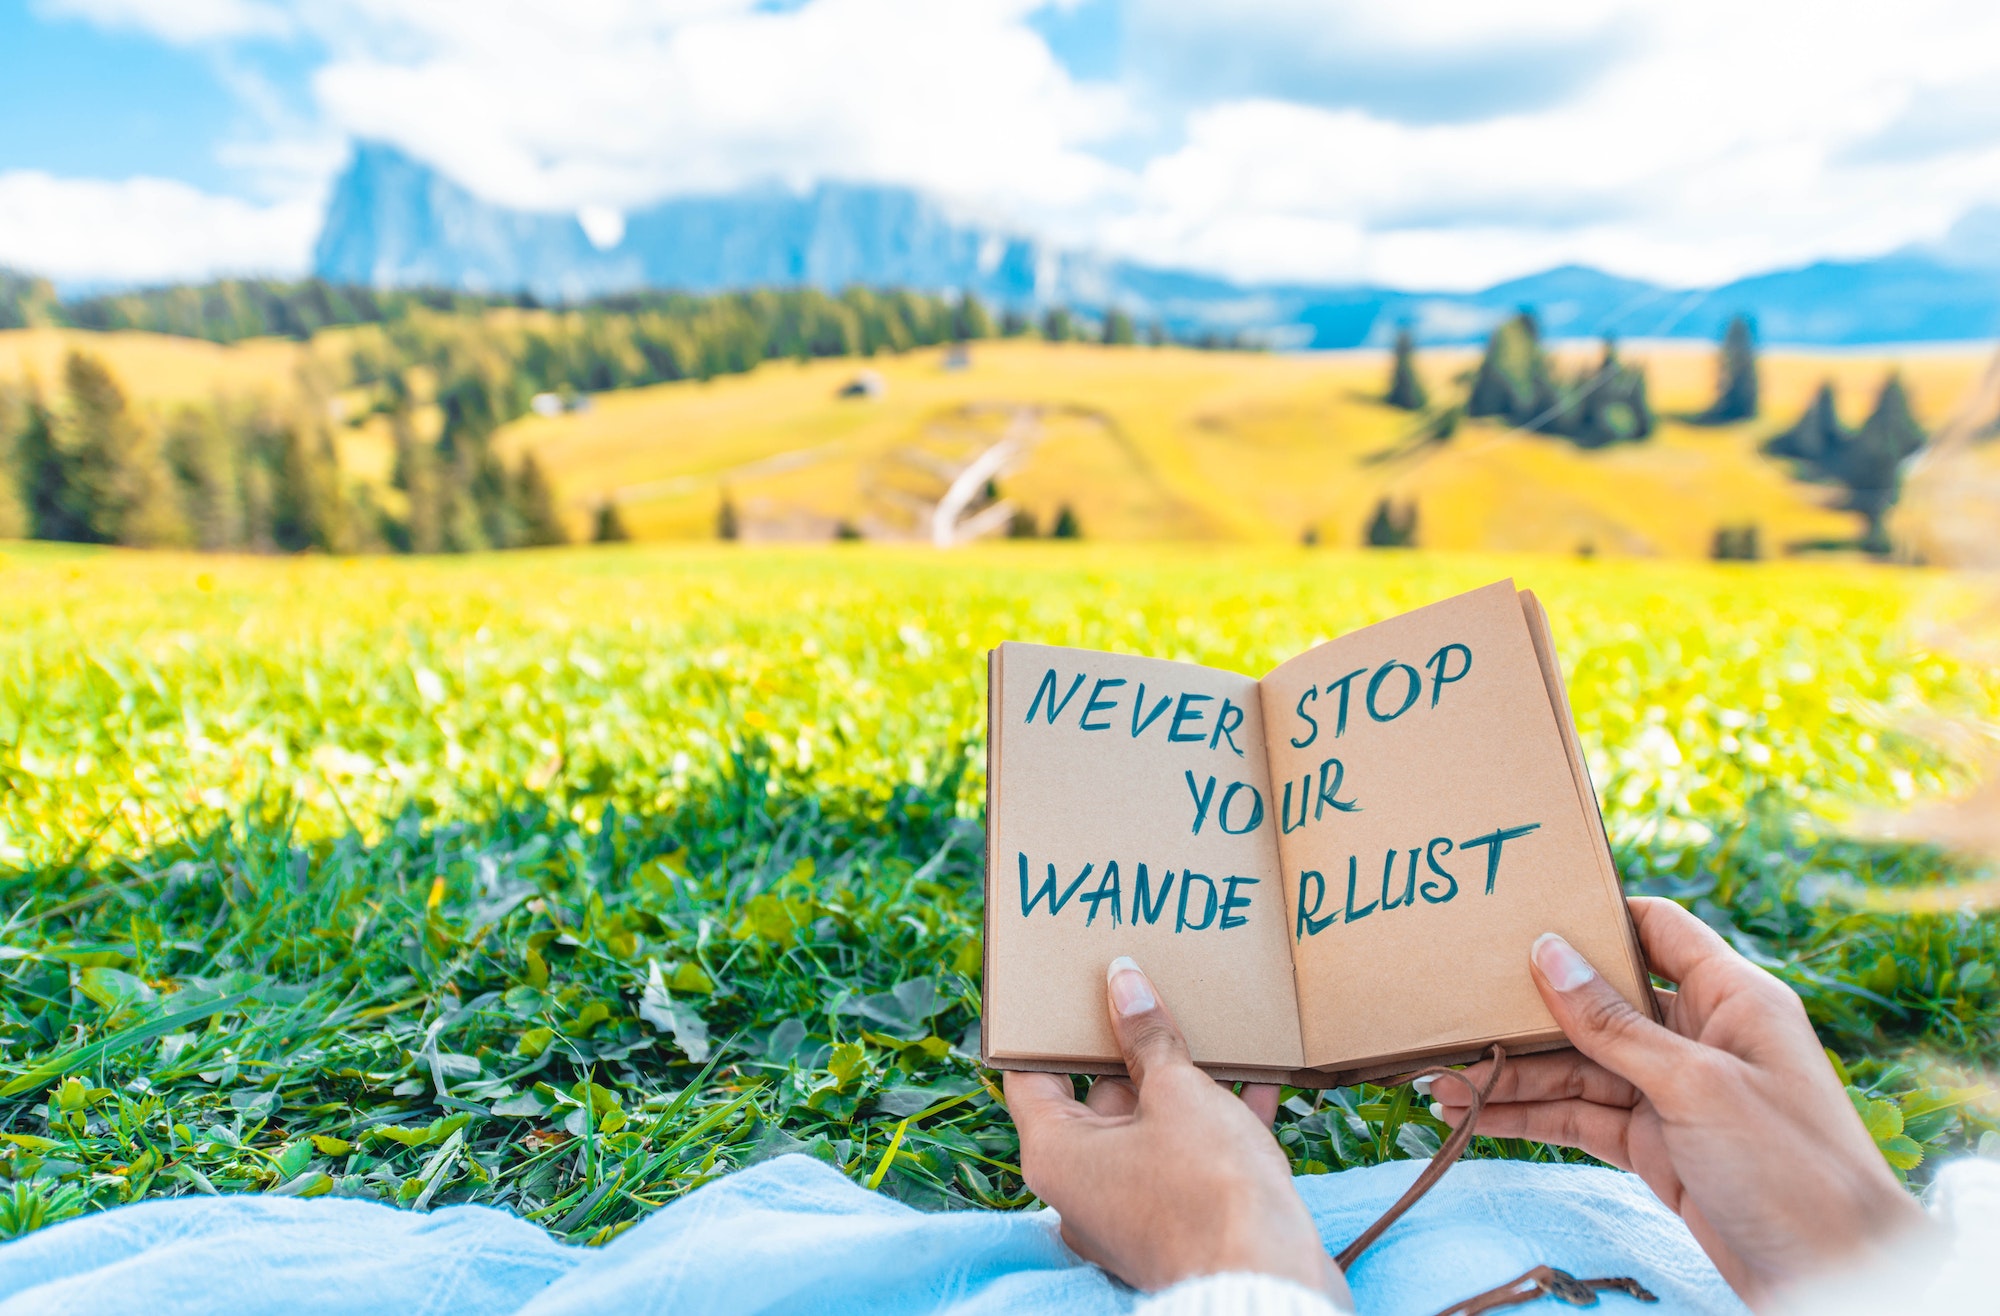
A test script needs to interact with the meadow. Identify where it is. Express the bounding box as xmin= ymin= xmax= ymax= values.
xmin=493 ymin=338 xmax=1991 ymax=554
xmin=5 ymin=324 xmax=1991 ymax=559
xmin=1 ymin=541 xmax=1996 ymax=1242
